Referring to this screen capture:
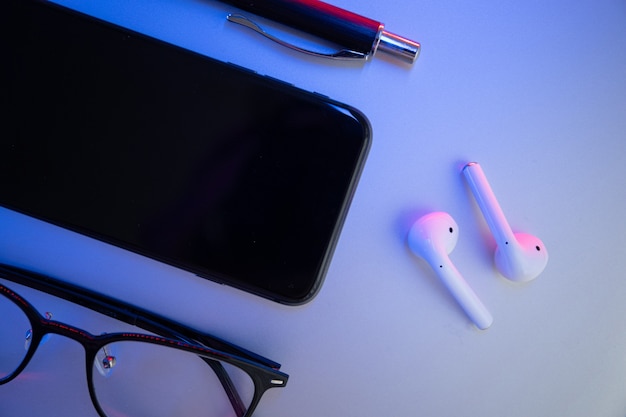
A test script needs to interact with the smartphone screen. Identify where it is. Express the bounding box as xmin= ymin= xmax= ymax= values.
xmin=2 ymin=0 xmax=371 ymax=305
